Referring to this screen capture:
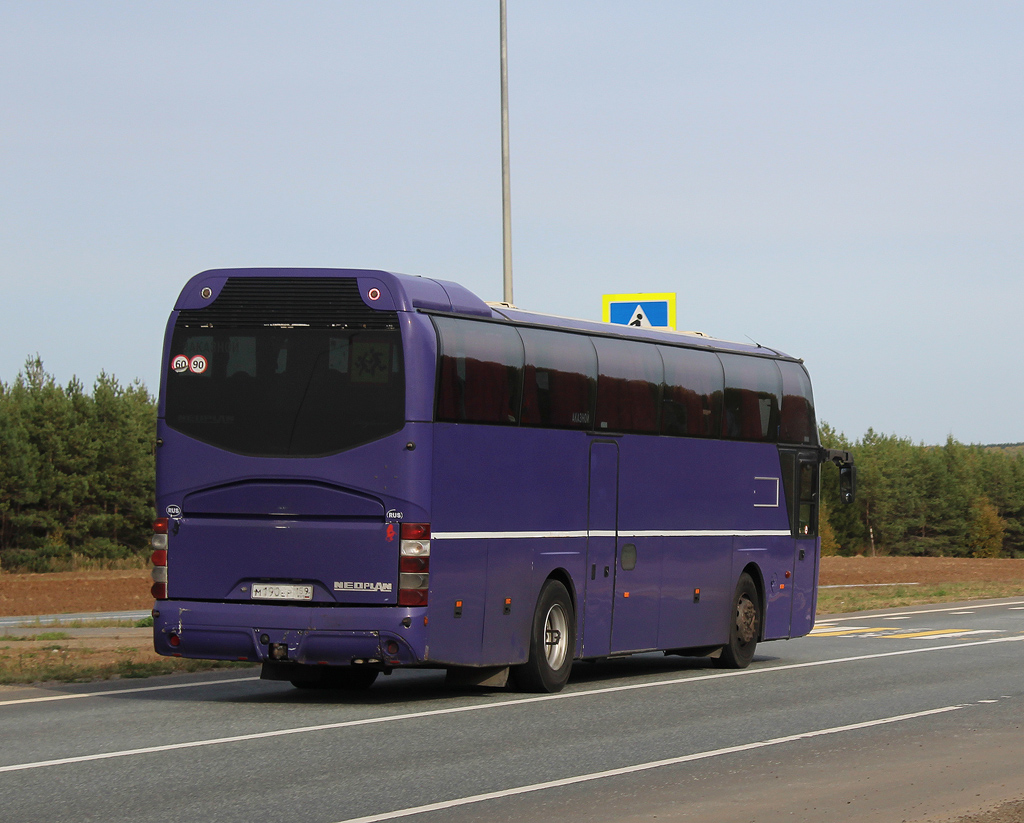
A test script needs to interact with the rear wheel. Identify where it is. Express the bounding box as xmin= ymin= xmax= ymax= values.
xmin=511 ymin=579 xmax=575 ymax=693
xmin=713 ymin=572 xmax=760 ymax=669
